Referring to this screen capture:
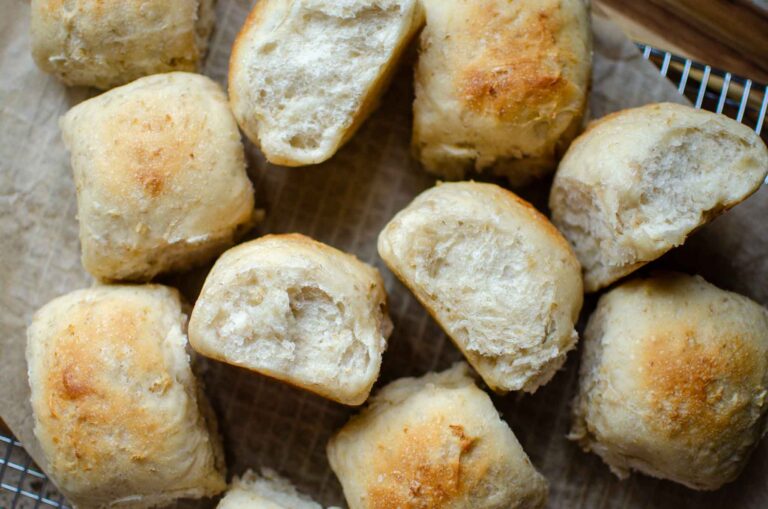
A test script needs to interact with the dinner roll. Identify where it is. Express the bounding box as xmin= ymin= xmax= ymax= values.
xmin=188 ymin=234 xmax=392 ymax=406
xmin=412 ymin=0 xmax=591 ymax=185
xmin=31 ymin=0 xmax=214 ymax=89
xmin=26 ymin=285 xmax=226 ymax=508
xmin=60 ymin=72 xmax=257 ymax=282
xmin=550 ymin=102 xmax=768 ymax=293
xmin=378 ymin=182 xmax=583 ymax=393
xmin=327 ymin=363 xmax=548 ymax=509
xmin=228 ymin=0 xmax=424 ymax=166
xmin=570 ymin=272 xmax=768 ymax=490
xmin=217 ymin=469 xmax=335 ymax=509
